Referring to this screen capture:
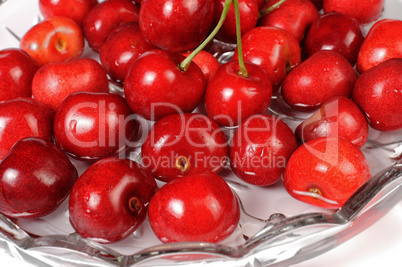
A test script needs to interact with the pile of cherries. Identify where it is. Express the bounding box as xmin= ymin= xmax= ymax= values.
xmin=0 ymin=0 xmax=401 ymax=246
